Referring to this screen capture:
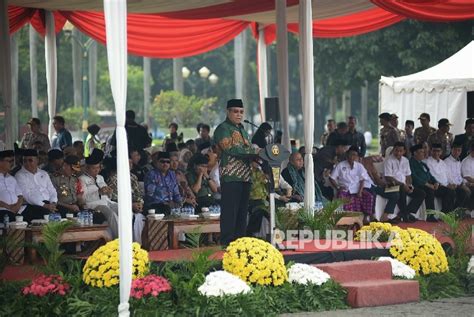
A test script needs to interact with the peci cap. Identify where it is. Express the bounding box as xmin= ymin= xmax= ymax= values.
xmin=410 ymin=144 xmax=423 ymax=155
xmin=418 ymin=113 xmax=430 ymax=121
xmin=431 ymin=143 xmax=442 ymax=149
xmin=0 ymin=150 xmax=14 ymax=159
xmin=48 ymin=149 xmax=64 ymax=161
xmin=157 ymin=151 xmax=170 ymax=160
xmin=227 ymin=99 xmax=243 ymax=109
xmin=22 ymin=149 xmax=38 ymax=157
xmin=87 ymin=124 xmax=101 ymax=135
xmin=85 ymin=148 xmax=104 ymax=165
